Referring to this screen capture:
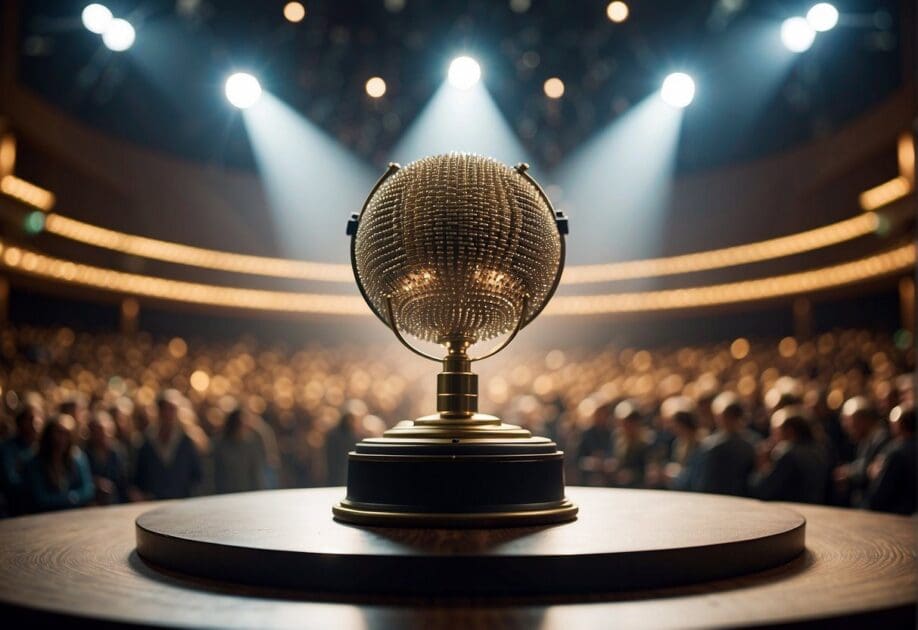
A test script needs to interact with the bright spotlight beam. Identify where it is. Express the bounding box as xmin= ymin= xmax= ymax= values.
xmin=781 ymin=17 xmax=816 ymax=52
xmin=81 ymin=4 xmax=113 ymax=34
xmin=225 ymin=72 xmax=262 ymax=109
xmin=447 ymin=56 xmax=481 ymax=90
xmin=660 ymin=73 xmax=695 ymax=108
xmin=390 ymin=82 xmax=533 ymax=171
xmin=807 ymin=3 xmax=838 ymax=32
xmin=242 ymin=92 xmax=377 ymax=262
xmin=102 ymin=17 xmax=135 ymax=51
xmin=552 ymin=95 xmax=684 ymax=267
